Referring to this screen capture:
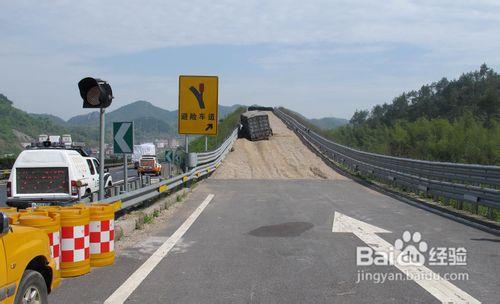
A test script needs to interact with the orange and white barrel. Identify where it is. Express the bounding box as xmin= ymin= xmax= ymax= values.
xmin=89 ymin=201 xmax=120 ymax=267
xmin=58 ymin=205 xmax=90 ymax=277
xmin=17 ymin=210 xmax=62 ymax=286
